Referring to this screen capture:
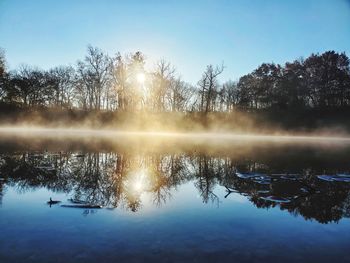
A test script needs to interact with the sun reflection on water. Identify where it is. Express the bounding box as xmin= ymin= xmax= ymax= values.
xmin=131 ymin=169 xmax=147 ymax=192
